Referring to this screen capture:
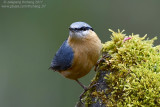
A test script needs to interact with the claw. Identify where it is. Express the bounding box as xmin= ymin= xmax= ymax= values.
xmin=79 ymin=83 xmax=100 ymax=104
xmin=94 ymin=53 xmax=110 ymax=71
